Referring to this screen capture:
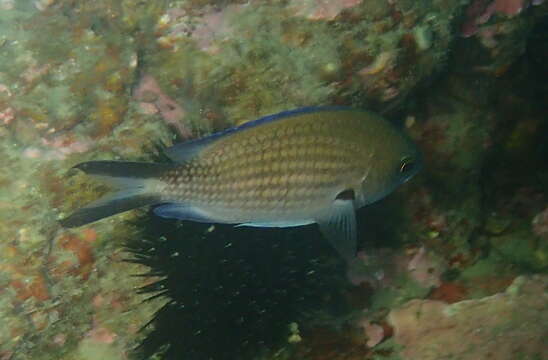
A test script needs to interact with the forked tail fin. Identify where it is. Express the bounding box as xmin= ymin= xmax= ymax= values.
xmin=59 ymin=161 xmax=172 ymax=228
